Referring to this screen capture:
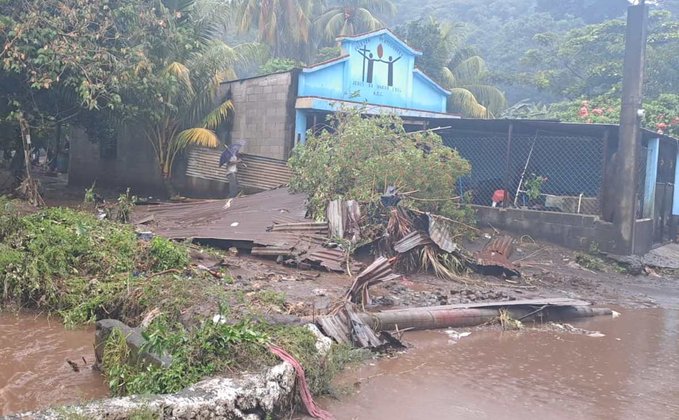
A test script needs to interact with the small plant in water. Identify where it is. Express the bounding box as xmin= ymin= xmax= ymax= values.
xmin=498 ymin=308 xmax=524 ymax=330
